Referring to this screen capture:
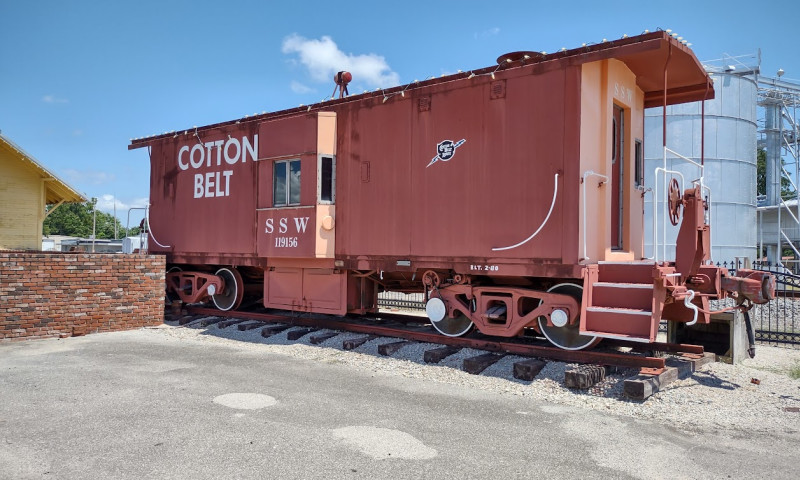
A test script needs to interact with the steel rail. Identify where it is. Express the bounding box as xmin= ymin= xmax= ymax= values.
xmin=184 ymin=306 xmax=695 ymax=370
